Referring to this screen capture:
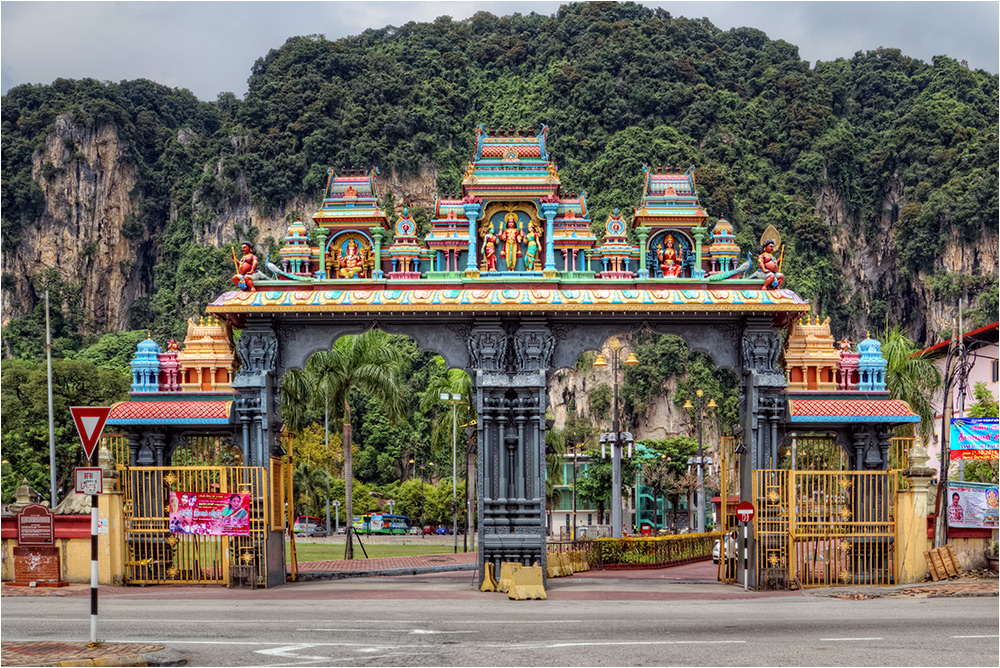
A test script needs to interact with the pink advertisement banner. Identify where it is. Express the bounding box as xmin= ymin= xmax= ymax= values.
xmin=168 ymin=491 xmax=250 ymax=536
